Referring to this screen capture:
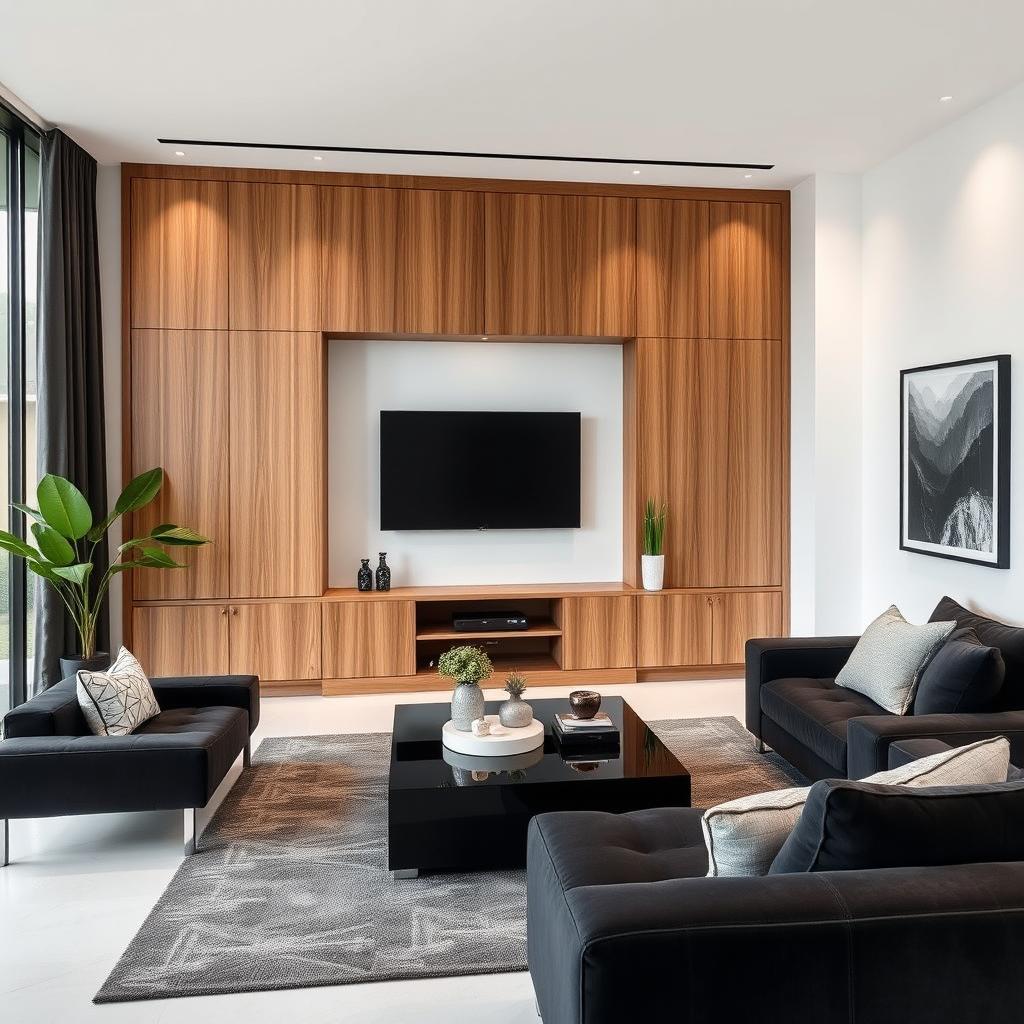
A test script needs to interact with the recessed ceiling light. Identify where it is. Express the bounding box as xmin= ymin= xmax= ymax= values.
xmin=939 ymin=95 xmax=953 ymax=102
xmin=744 ymin=173 xmax=753 ymax=179
xmin=313 ymin=155 xmax=323 ymax=161
xmin=174 ymin=150 xmax=185 ymax=157
xmin=632 ymin=169 xmax=641 ymax=175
